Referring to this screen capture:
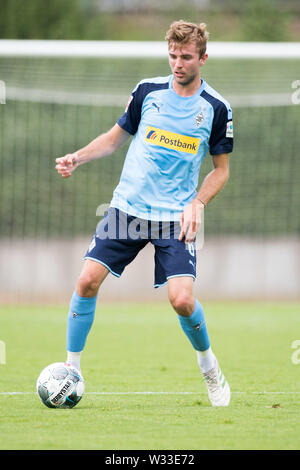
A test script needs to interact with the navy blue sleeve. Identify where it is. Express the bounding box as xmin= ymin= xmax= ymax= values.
xmin=209 ymin=102 xmax=233 ymax=155
xmin=117 ymin=80 xmax=169 ymax=136
xmin=117 ymin=85 xmax=143 ymax=135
